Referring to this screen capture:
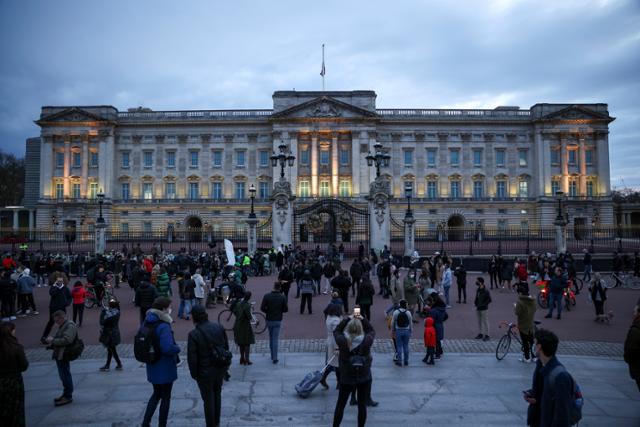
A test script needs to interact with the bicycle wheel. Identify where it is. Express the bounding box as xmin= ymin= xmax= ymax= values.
xmin=251 ymin=312 xmax=267 ymax=334
xmin=626 ymin=275 xmax=640 ymax=290
xmin=84 ymin=297 xmax=96 ymax=309
xmin=573 ymin=277 xmax=584 ymax=292
xmin=495 ymin=334 xmax=511 ymax=361
xmin=536 ymin=292 xmax=548 ymax=309
xmin=218 ymin=309 xmax=235 ymax=331
xmin=602 ymin=274 xmax=617 ymax=289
